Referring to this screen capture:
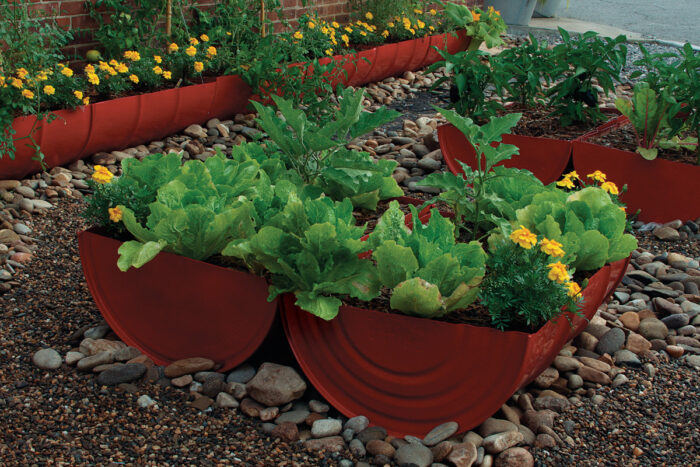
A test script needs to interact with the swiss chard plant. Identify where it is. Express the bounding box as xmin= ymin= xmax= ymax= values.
xmin=367 ymin=201 xmax=487 ymax=318
xmin=251 ymin=88 xmax=403 ymax=209
xmin=115 ymin=152 xmax=275 ymax=270
xmin=546 ymin=29 xmax=627 ymax=126
xmin=421 ymin=109 xmax=523 ymax=241
xmin=614 ymin=83 xmax=687 ymax=160
xmin=222 ymin=195 xmax=379 ymax=320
